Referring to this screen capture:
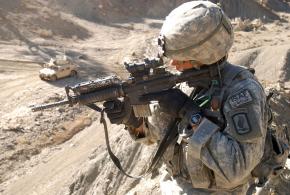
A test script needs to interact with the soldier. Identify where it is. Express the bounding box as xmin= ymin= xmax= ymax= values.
xmin=104 ymin=1 xmax=280 ymax=194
